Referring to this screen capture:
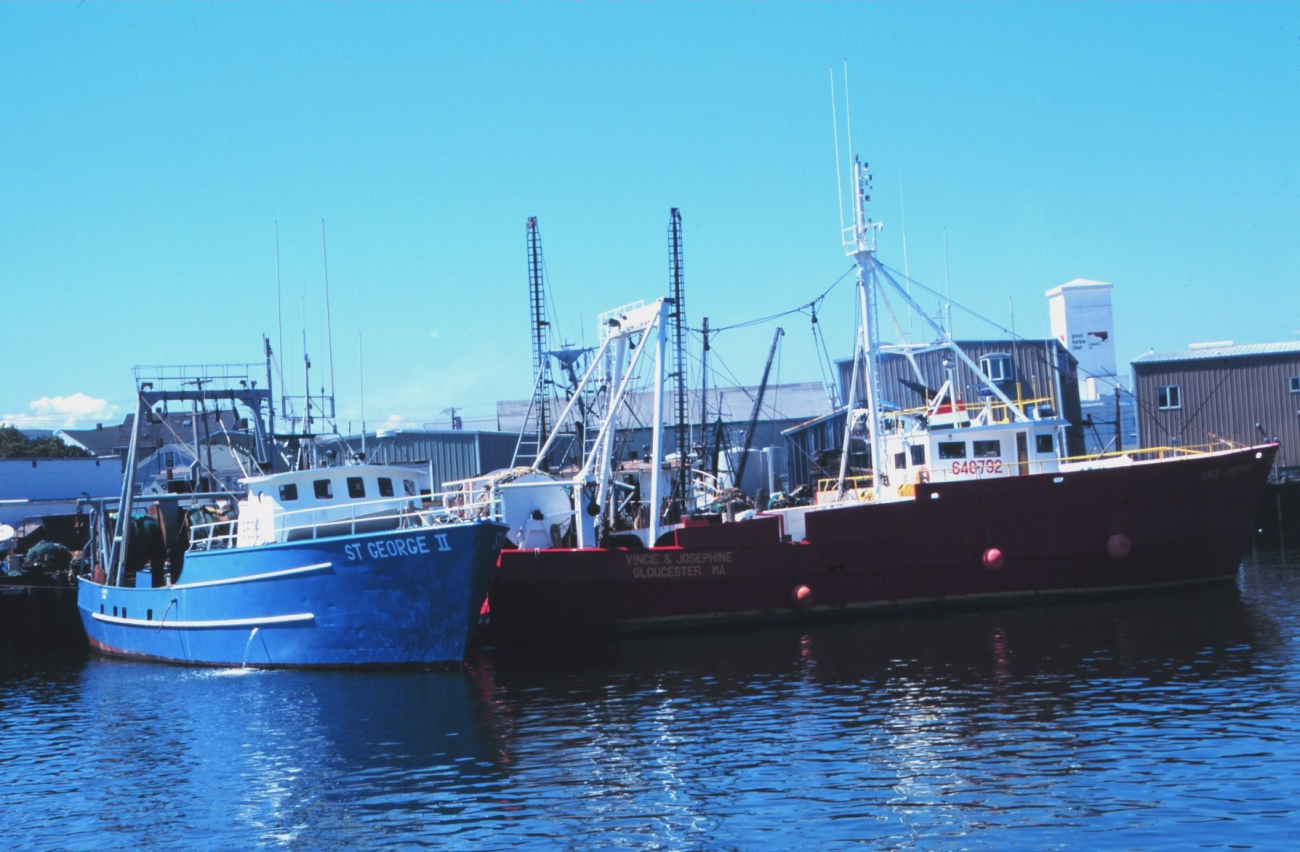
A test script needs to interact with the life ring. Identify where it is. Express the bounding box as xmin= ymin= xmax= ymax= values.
xmin=917 ymin=470 xmax=930 ymax=484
